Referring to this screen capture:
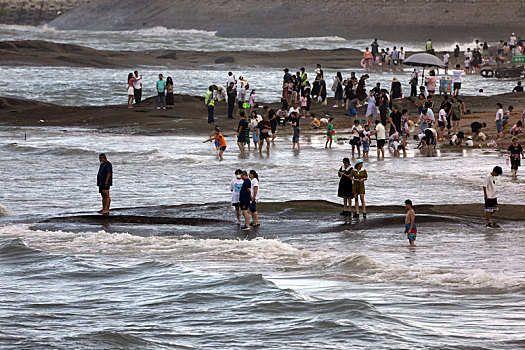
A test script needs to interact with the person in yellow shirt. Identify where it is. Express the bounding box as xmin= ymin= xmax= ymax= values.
xmin=204 ymin=128 xmax=227 ymax=161
xmin=311 ymin=114 xmax=321 ymax=129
